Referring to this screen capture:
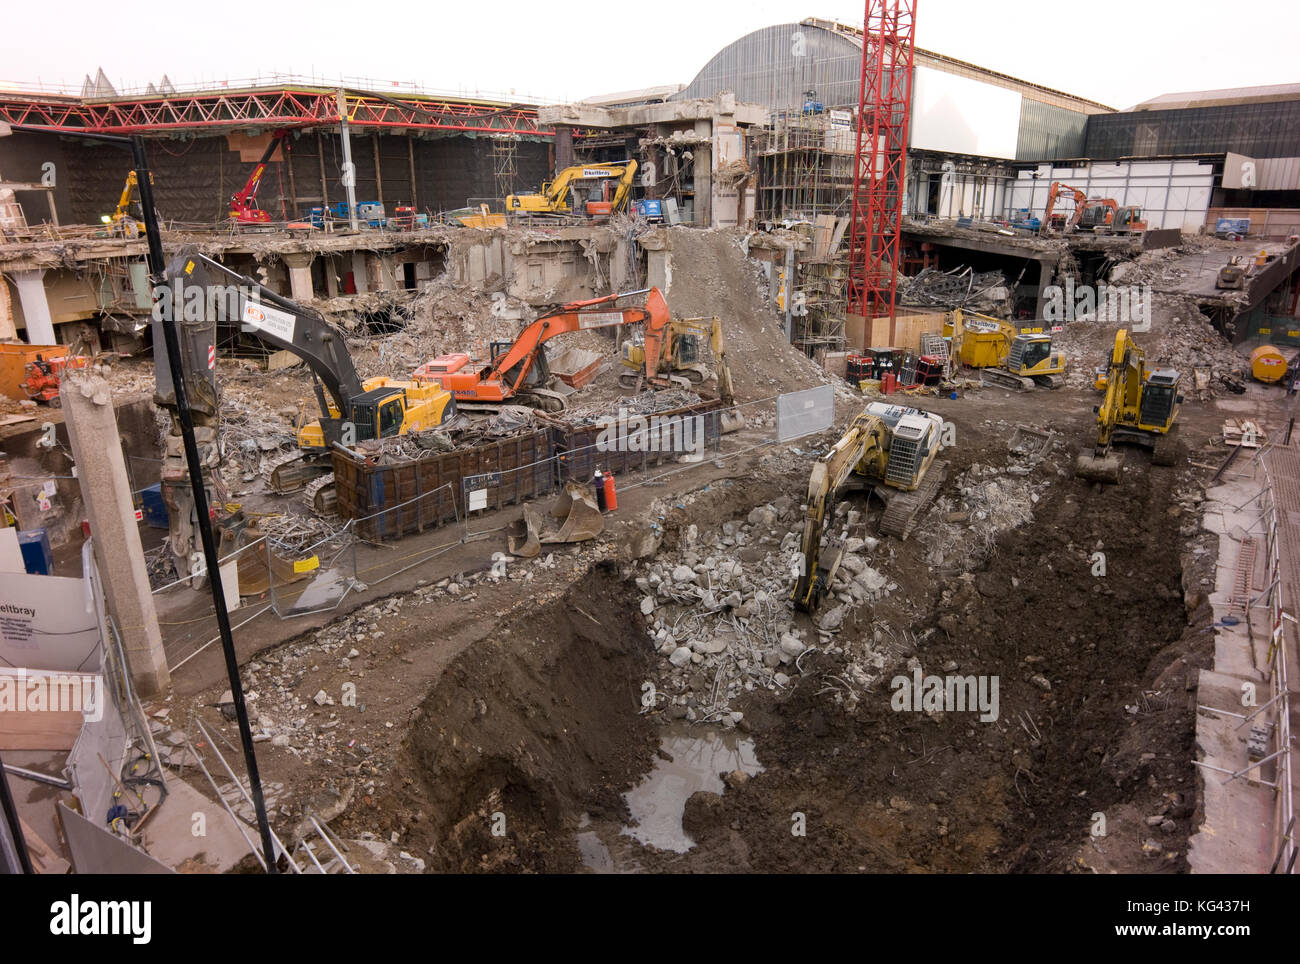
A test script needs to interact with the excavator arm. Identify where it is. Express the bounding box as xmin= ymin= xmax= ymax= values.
xmin=1043 ymin=181 xmax=1088 ymax=230
xmin=793 ymin=412 xmax=889 ymax=612
xmin=608 ymin=161 xmax=638 ymax=215
xmin=114 ymin=171 xmax=140 ymax=220
xmin=1093 ymin=327 xmax=1144 ymax=455
xmin=508 ymin=162 xmax=637 ymax=215
xmin=489 ymin=287 xmax=669 ymax=397
xmin=163 ymin=252 xmax=366 ymax=417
